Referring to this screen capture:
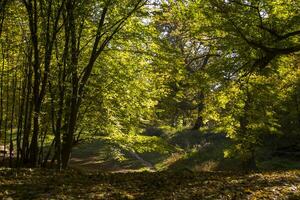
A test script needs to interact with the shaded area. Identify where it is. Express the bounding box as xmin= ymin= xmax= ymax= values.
xmin=165 ymin=131 xmax=238 ymax=172
xmin=0 ymin=168 xmax=299 ymax=199
xmin=68 ymin=130 xmax=300 ymax=173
